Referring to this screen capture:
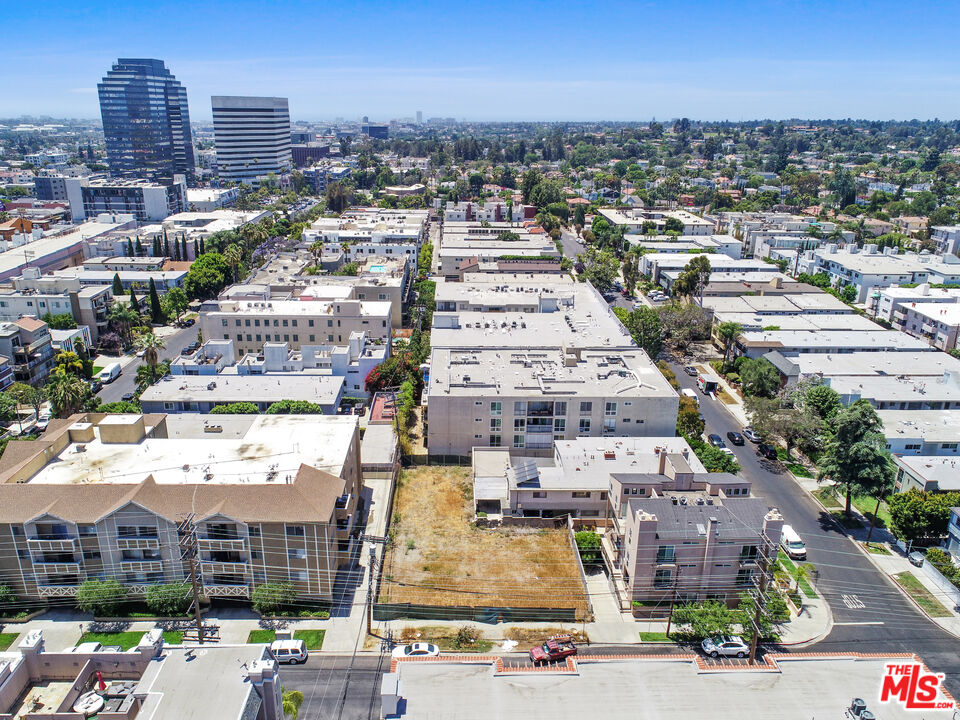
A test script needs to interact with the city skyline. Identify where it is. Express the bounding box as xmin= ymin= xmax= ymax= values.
xmin=4 ymin=0 xmax=960 ymax=122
